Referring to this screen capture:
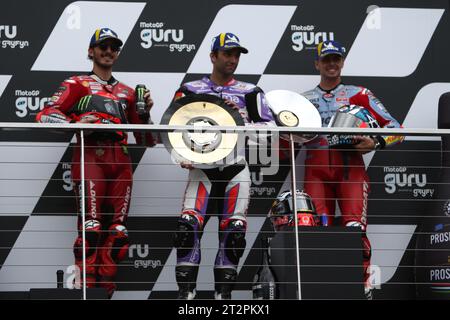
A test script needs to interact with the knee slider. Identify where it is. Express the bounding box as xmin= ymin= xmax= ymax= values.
xmin=222 ymin=219 xmax=247 ymax=264
xmin=74 ymin=219 xmax=101 ymax=259
xmin=174 ymin=211 xmax=203 ymax=249
xmin=106 ymin=224 xmax=129 ymax=262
